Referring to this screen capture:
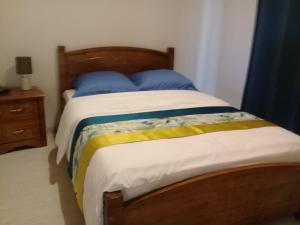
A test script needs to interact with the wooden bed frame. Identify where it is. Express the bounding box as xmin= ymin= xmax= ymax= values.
xmin=58 ymin=45 xmax=300 ymax=225
xmin=57 ymin=45 xmax=174 ymax=108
